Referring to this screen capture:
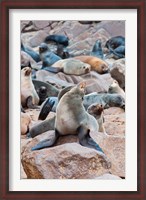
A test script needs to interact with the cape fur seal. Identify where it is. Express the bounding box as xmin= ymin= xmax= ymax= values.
xmin=87 ymin=103 xmax=105 ymax=133
xmin=56 ymin=44 xmax=70 ymax=59
xmin=31 ymin=82 xmax=104 ymax=154
xmin=90 ymin=39 xmax=104 ymax=59
xmin=74 ymin=55 xmax=109 ymax=74
xmin=108 ymin=80 xmax=125 ymax=99
xmin=105 ymin=36 xmax=125 ymax=59
xmin=39 ymin=43 xmax=61 ymax=68
xmin=21 ymin=64 xmax=39 ymax=109
xmin=44 ymin=58 xmax=91 ymax=75
xmin=44 ymin=34 xmax=69 ymax=46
